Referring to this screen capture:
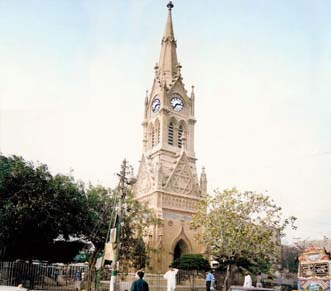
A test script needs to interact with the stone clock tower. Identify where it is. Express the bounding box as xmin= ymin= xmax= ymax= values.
xmin=133 ymin=1 xmax=207 ymax=273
